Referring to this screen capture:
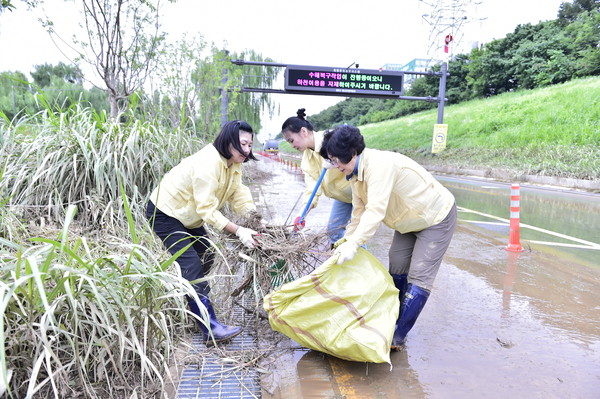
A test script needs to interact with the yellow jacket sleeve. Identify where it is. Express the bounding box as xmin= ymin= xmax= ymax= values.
xmin=344 ymin=149 xmax=455 ymax=246
xmin=150 ymin=144 xmax=256 ymax=231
